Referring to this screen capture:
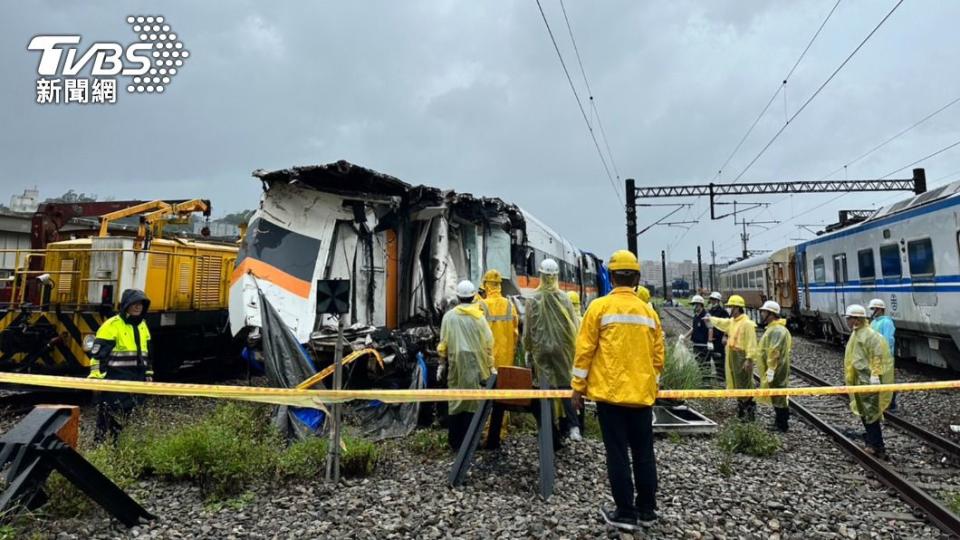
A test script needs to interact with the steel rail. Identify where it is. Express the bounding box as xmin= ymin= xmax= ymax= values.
xmin=660 ymin=307 xmax=960 ymax=536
